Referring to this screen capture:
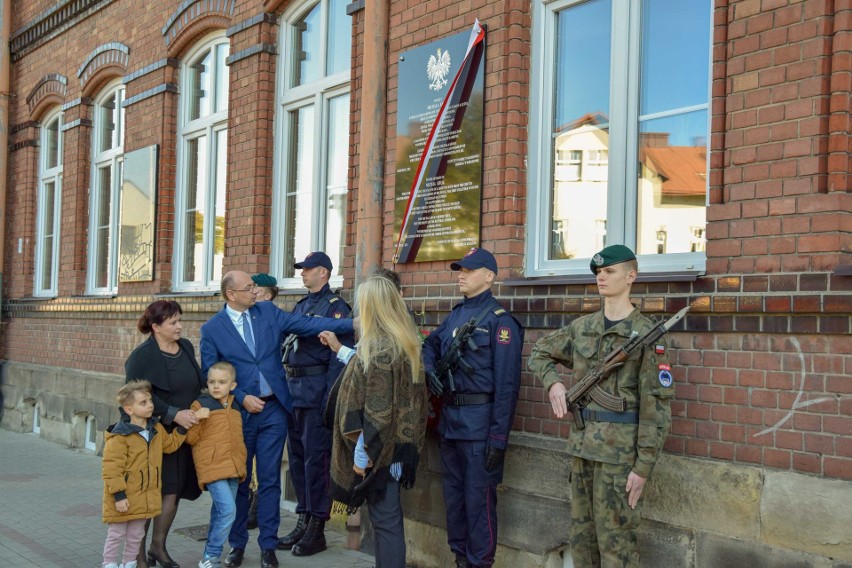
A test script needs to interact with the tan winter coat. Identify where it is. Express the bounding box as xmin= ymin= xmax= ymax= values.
xmin=185 ymin=394 xmax=247 ymax=489
xmin=101 ymin=417 xmax=186 ymax=523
